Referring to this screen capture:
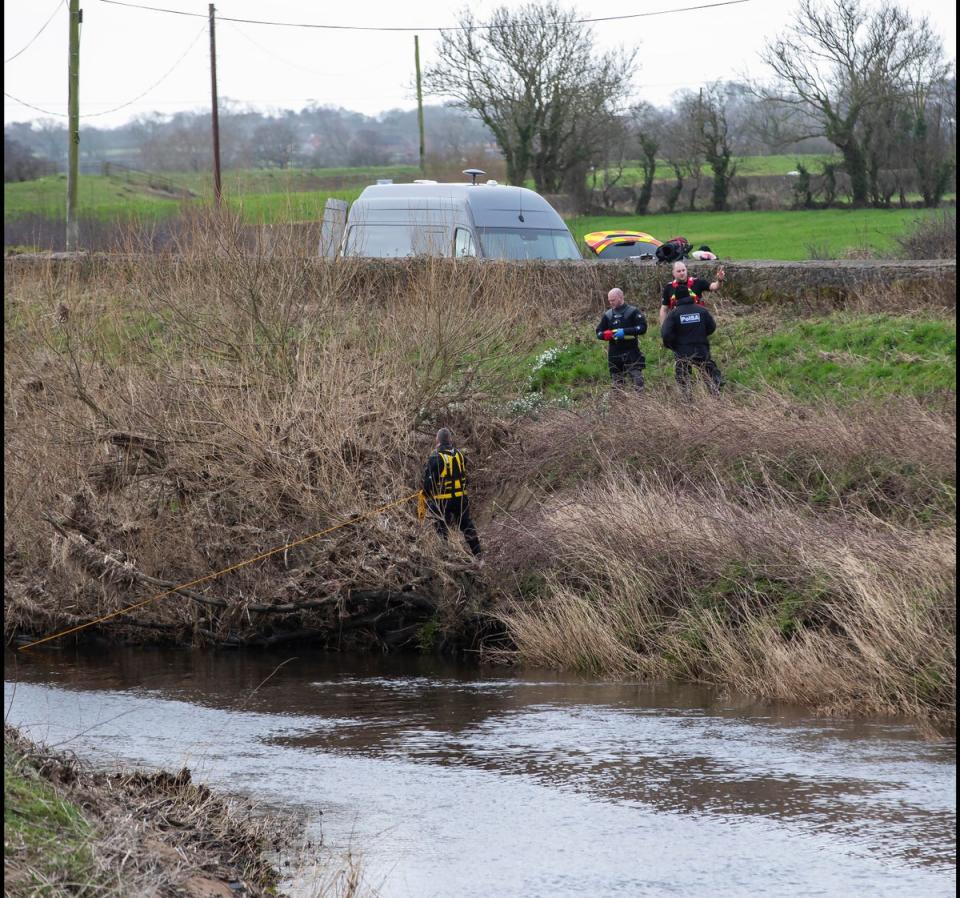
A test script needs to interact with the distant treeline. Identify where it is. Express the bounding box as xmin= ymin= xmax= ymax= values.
xmin=5 ymin=94 xmax=835 ymax=181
